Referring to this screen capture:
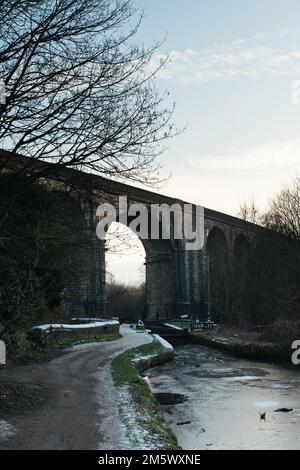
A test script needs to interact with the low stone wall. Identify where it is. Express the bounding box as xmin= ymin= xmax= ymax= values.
xmin=28 ymin=321 xmax=120 ymax=344
xmin=131 ymin=334 xmax=174 ymax=371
